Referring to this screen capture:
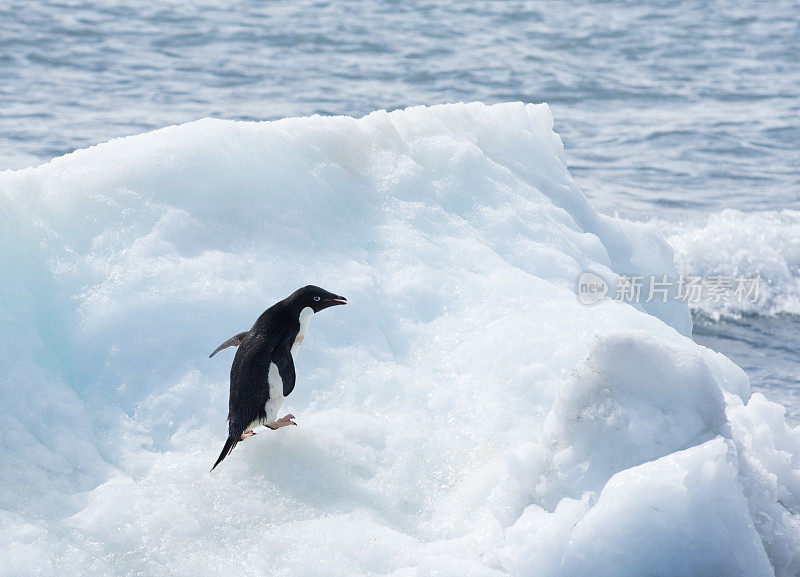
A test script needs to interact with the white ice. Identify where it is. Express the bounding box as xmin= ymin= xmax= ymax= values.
xmin=1 ymin=102 xmax=798 ymax=576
